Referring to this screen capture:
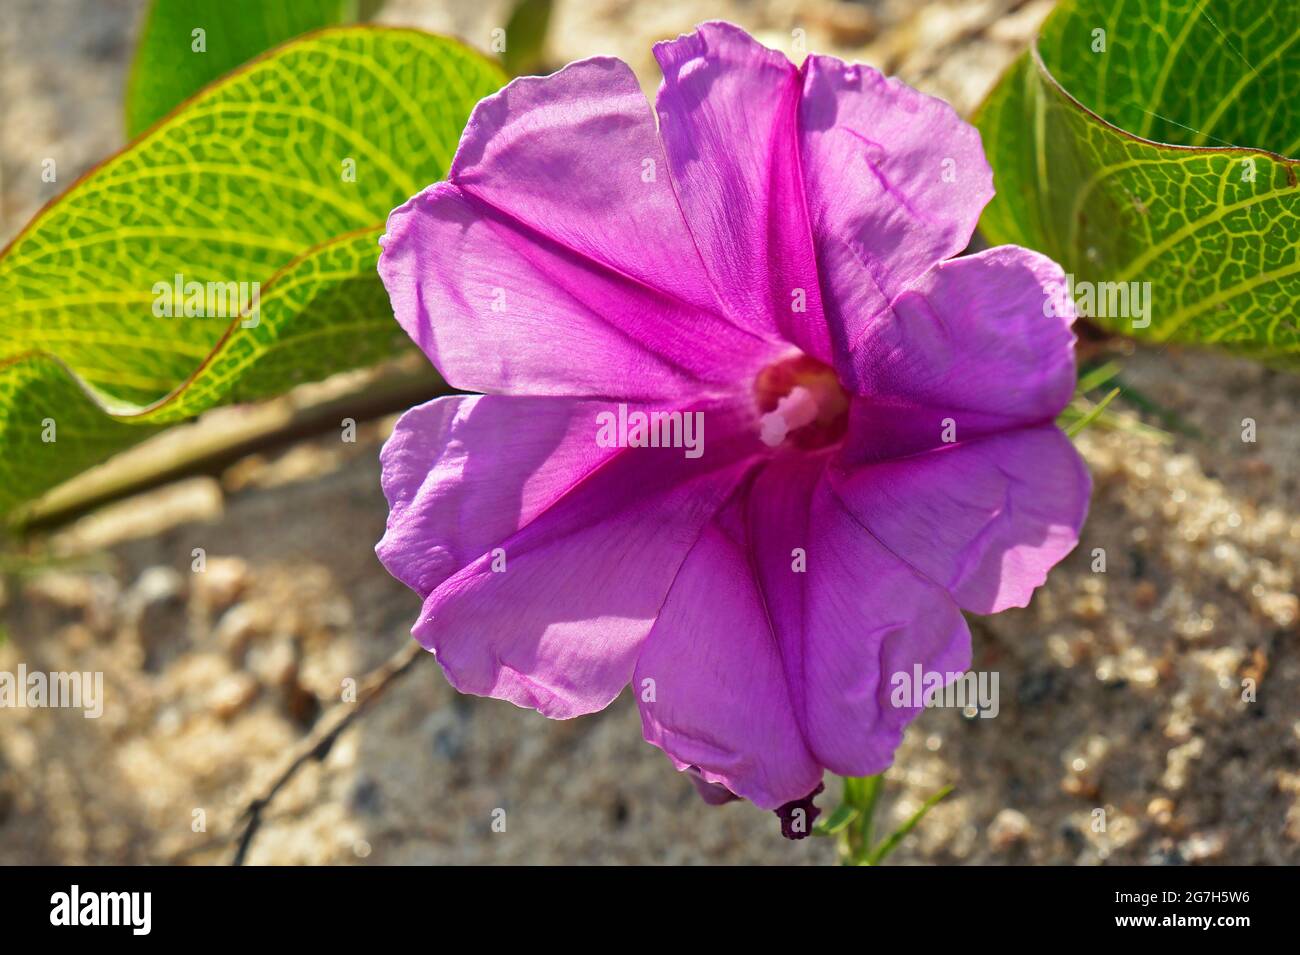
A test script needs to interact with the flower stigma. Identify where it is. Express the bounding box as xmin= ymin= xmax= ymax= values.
xmin=754 ymin=355 xmax=849 ymax=450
